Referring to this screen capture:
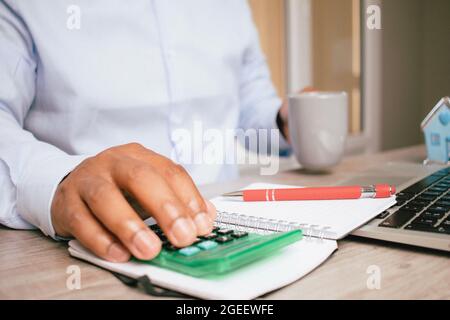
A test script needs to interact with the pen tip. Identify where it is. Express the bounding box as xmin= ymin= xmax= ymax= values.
xmin=222 ymin=191 xmax=243 ymax=197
